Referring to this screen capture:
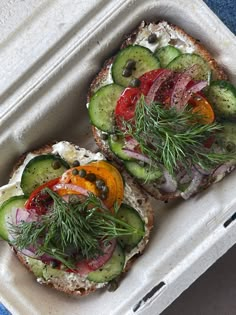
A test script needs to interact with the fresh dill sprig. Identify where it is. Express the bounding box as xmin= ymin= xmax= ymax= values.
xmin=10 ymin=189 xmax=143 ymax=269
xmin=122 ymin=96 xmax=235 ymax=175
